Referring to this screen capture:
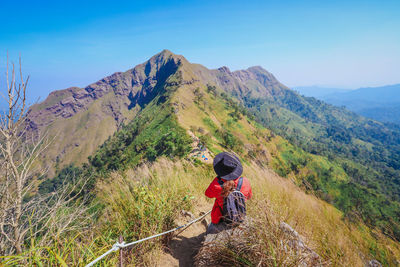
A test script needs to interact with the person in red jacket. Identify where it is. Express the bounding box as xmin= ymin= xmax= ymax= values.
xmin=205 ymin=152 xmax=252 ymax=234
